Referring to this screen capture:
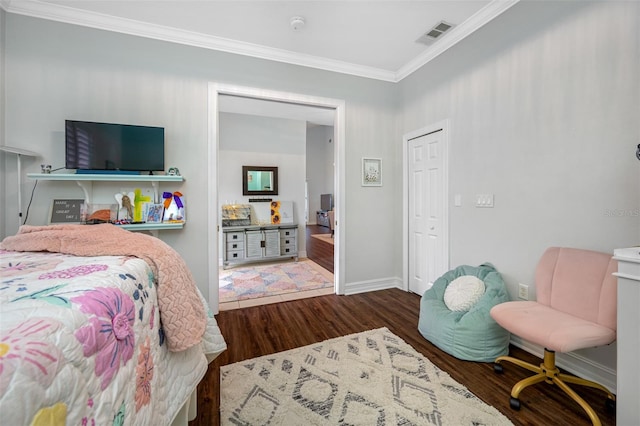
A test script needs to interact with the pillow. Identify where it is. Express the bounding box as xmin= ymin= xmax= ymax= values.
xmin=444 ymin=275 xmax=486 ymax=312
